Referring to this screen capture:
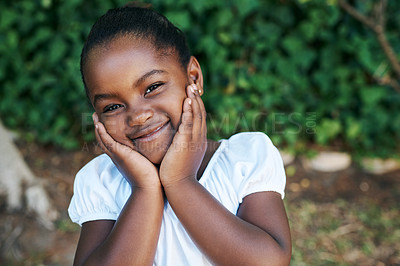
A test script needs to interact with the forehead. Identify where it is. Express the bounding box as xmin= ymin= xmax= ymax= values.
xmin=84 ymin=36 xmax=185 ymax=96
xmin=86 ymin=36 xmax=179 ymax=71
